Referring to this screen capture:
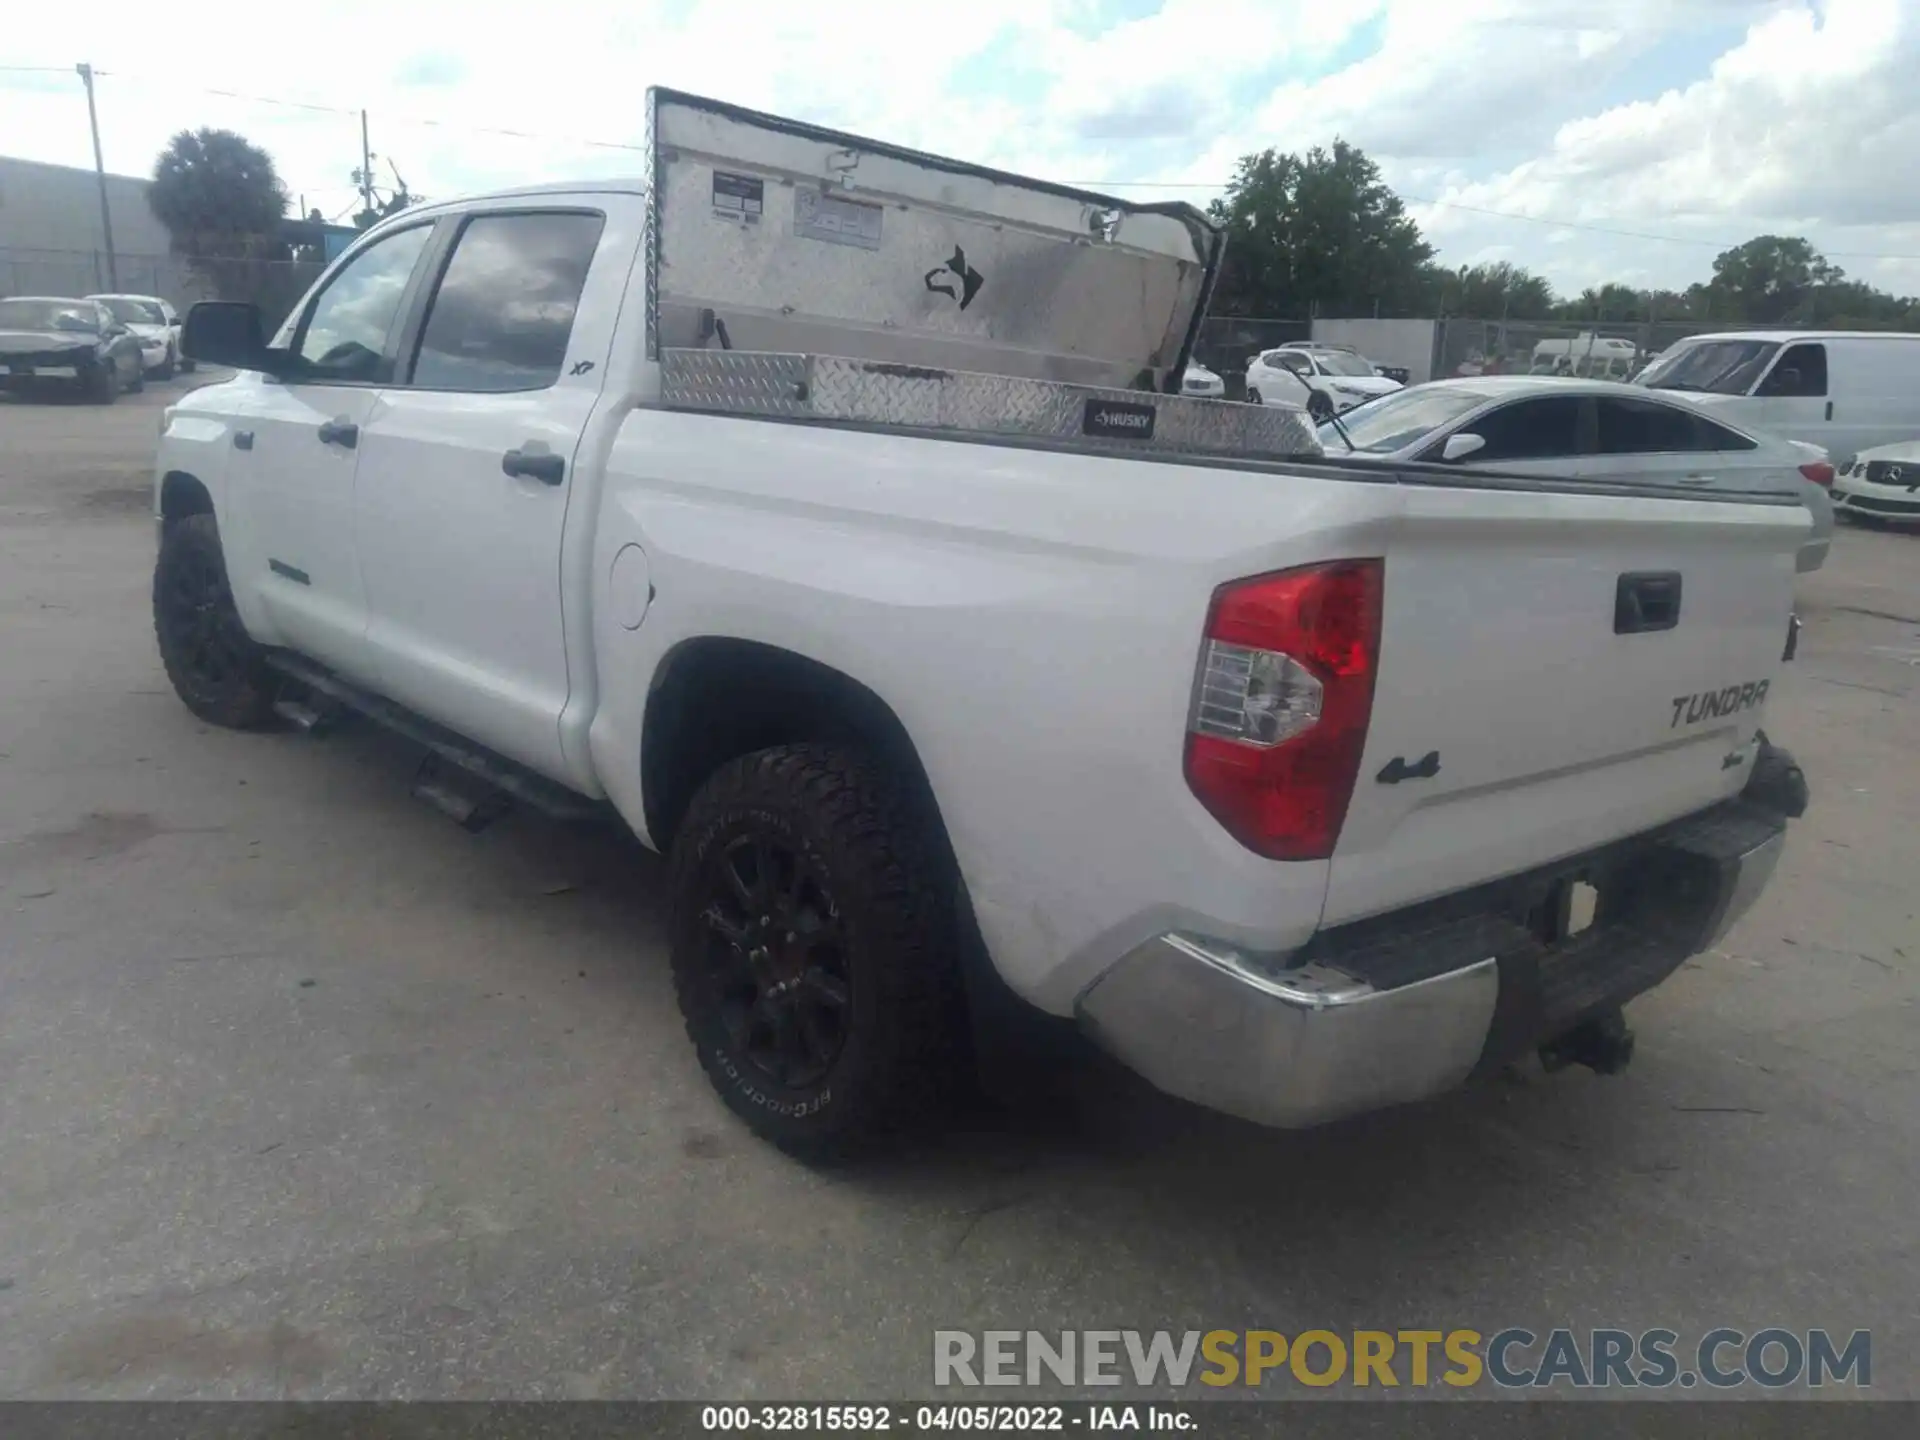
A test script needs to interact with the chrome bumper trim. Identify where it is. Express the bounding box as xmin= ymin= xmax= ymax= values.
xmin=1077 ymin=935 xmax=1498 ymax=1130
xmin=1078 ymin=809 xmax=1789 ymax=1131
